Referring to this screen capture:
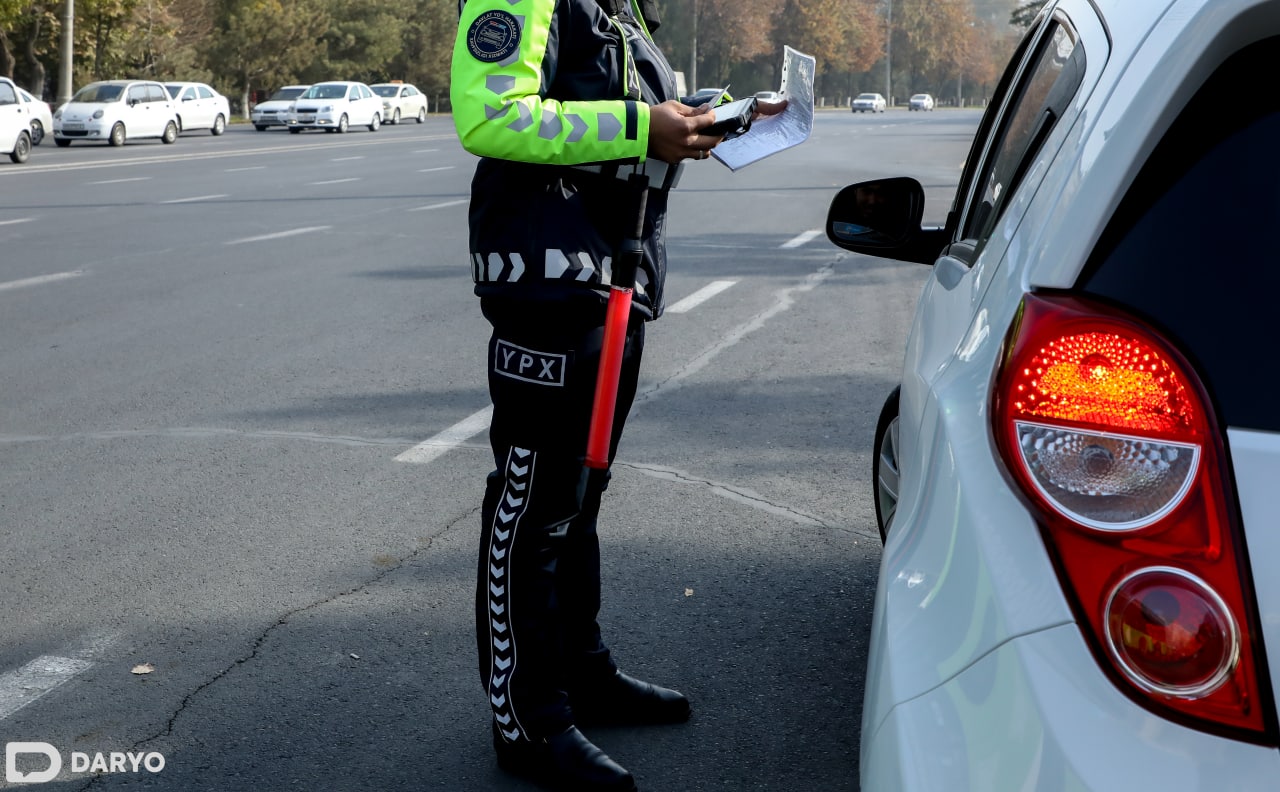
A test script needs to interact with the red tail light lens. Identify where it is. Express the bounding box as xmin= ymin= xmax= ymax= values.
xmin=995 ymin=293 xmax=1271 ymax=739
